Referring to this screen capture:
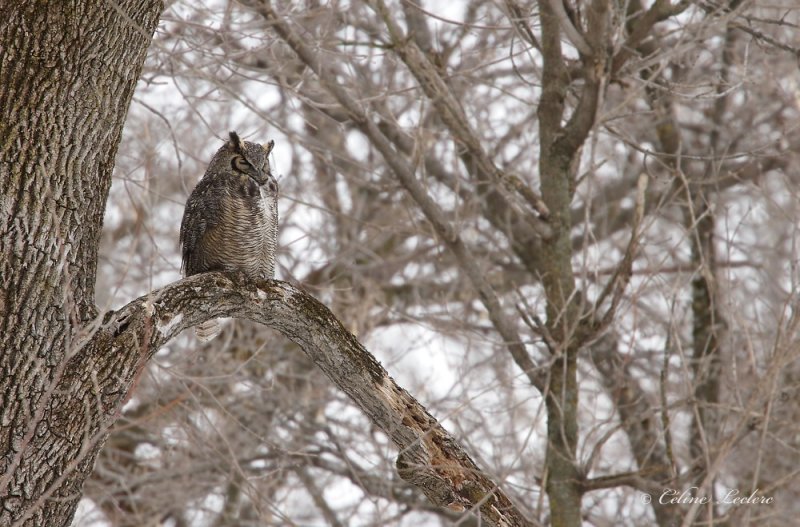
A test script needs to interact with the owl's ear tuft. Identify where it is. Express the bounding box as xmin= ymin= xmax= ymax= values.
xmin=228 ymin=131 xmax=243 ymax=152
xmin=263 ymin=140 xmax=275 ymax=155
